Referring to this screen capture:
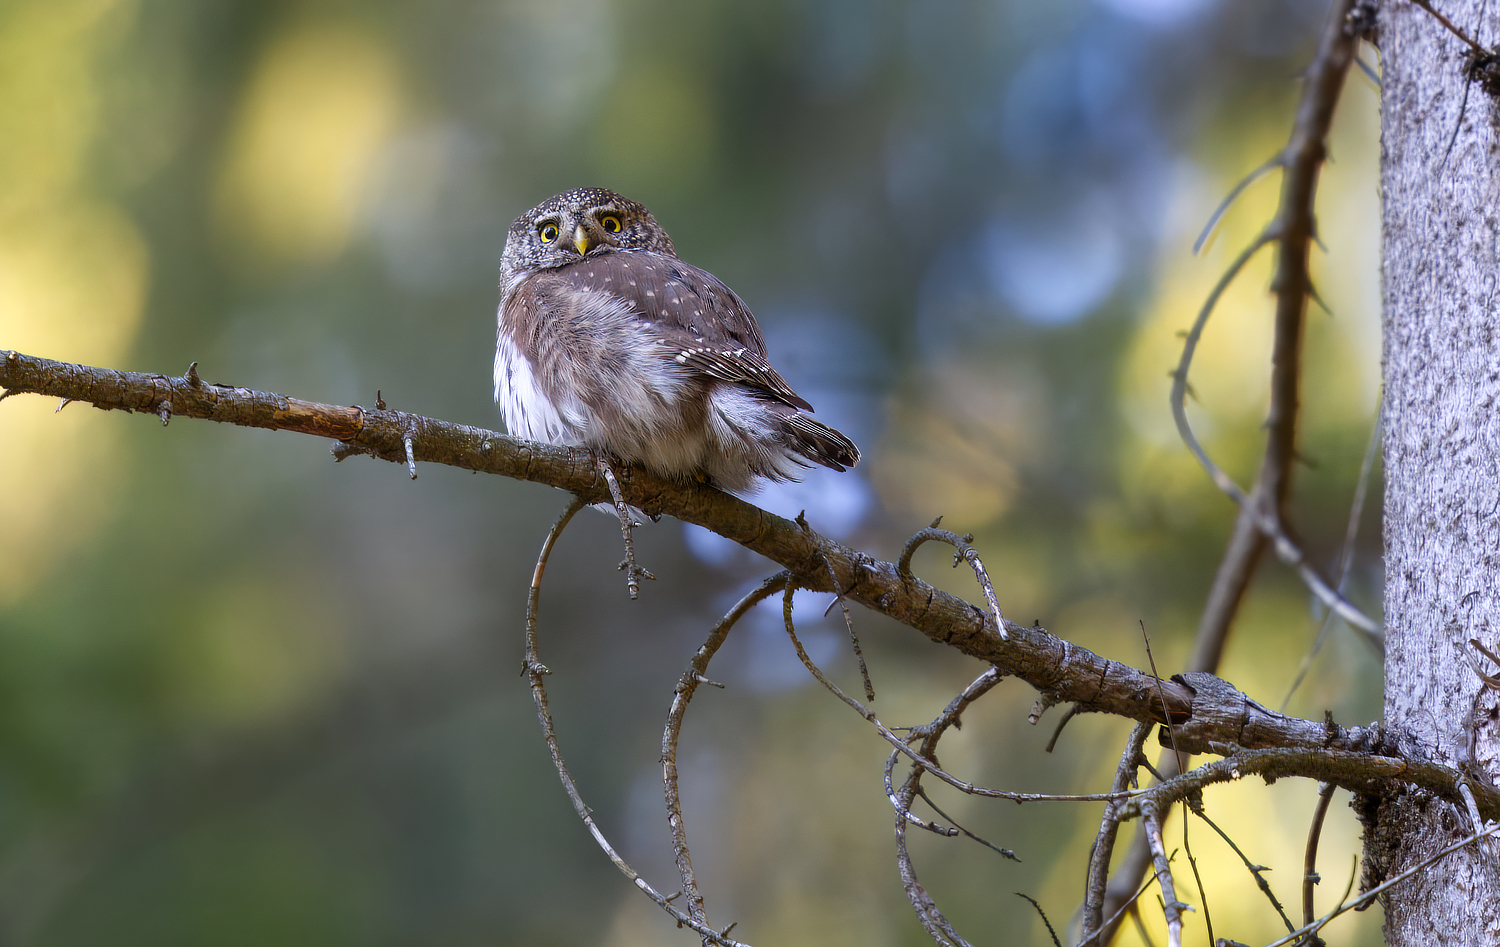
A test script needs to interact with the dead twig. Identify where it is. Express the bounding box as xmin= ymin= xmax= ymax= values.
xmin=1081 ymin=722 xmax=1155 ymax=943
xmin=1302 ymin=782 xmax=1338 ymax=940
xmin=1262 ymin=822 xmax=1500 ymax=947
xmin=522 ymin=497 xmax=750 ymax=947
xmin=1140 ymin=797 xmax=1188 ymax=947
xmin=1188 ymin=802 xmax=1295 ymax=935
xmin=805 ymin=513 xmax=874 ymax=700
xmin=1408 ymin=0 xmax=1489 ymax=53
xmin=662 ymin=573 xmax=790 ymax=933
xmin=898 ymin=521 xmax=1008 ymax=640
